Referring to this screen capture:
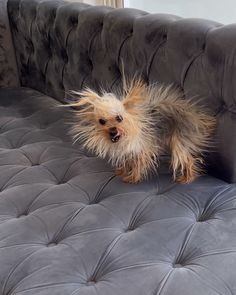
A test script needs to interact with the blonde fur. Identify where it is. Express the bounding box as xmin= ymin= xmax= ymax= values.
xmin=68 ymin=79 xmax=216 ymax=184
